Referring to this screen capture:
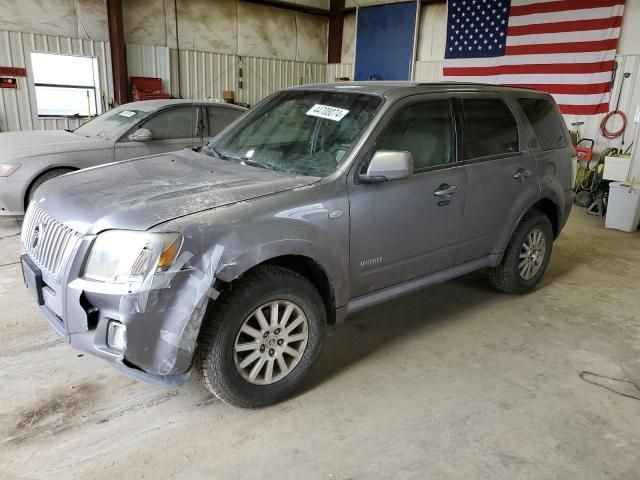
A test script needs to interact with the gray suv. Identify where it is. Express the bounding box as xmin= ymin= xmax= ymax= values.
xmin=21 ymin=82 xmax=573 ymax=407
